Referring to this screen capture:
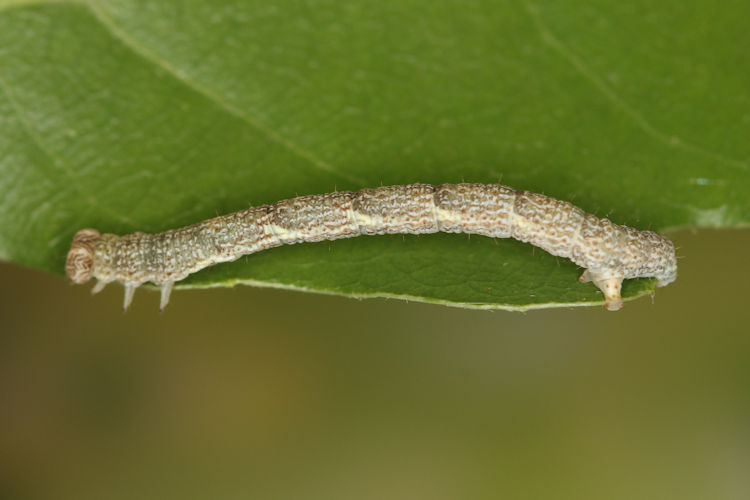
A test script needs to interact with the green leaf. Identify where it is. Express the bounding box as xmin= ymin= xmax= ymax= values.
xmin=1 ymin=0 xmax=748 ymax=310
